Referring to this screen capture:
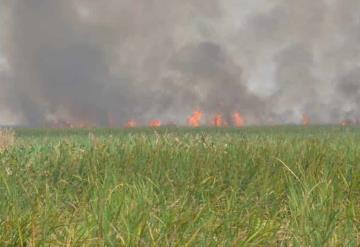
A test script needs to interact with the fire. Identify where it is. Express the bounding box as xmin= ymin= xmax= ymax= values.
xmin=125 ymin=120 xmax=137 ymax=128
xmin=149 ymin=119 xmax=161 ymax=127
xmin=187 ymin=110 xmax=203 ymax=127
xmin=303 ymin=114 xmax=310 ymax=126
xmin=340 ymin=119 xmax=352 ymax=127
xmin=213 ymin=113 xmax=226 ymax=127
xmin=232 ymin=112 xmax=246 ymax=127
